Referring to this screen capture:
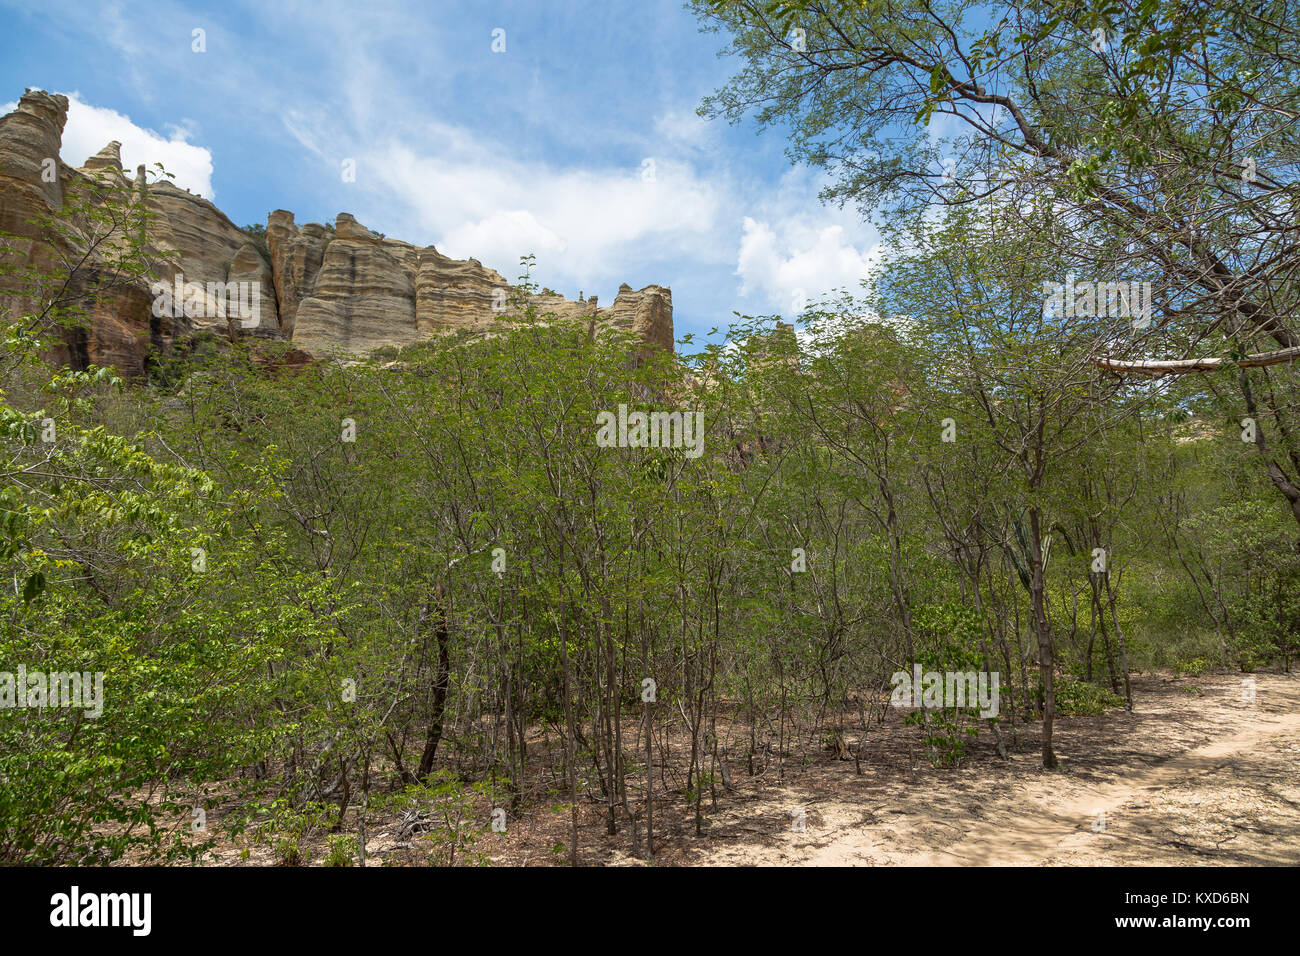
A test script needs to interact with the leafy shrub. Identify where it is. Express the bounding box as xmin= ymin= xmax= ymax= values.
xmin=323 ymin=834 xmax=358 ymax=867
xmin=1174 ymin=657 xmax=1212 ymax=677
xmin=375 ymin=772 xmax=493 ymax=867
xmin=1055 ymin=678 xmax=1124 ymax=716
